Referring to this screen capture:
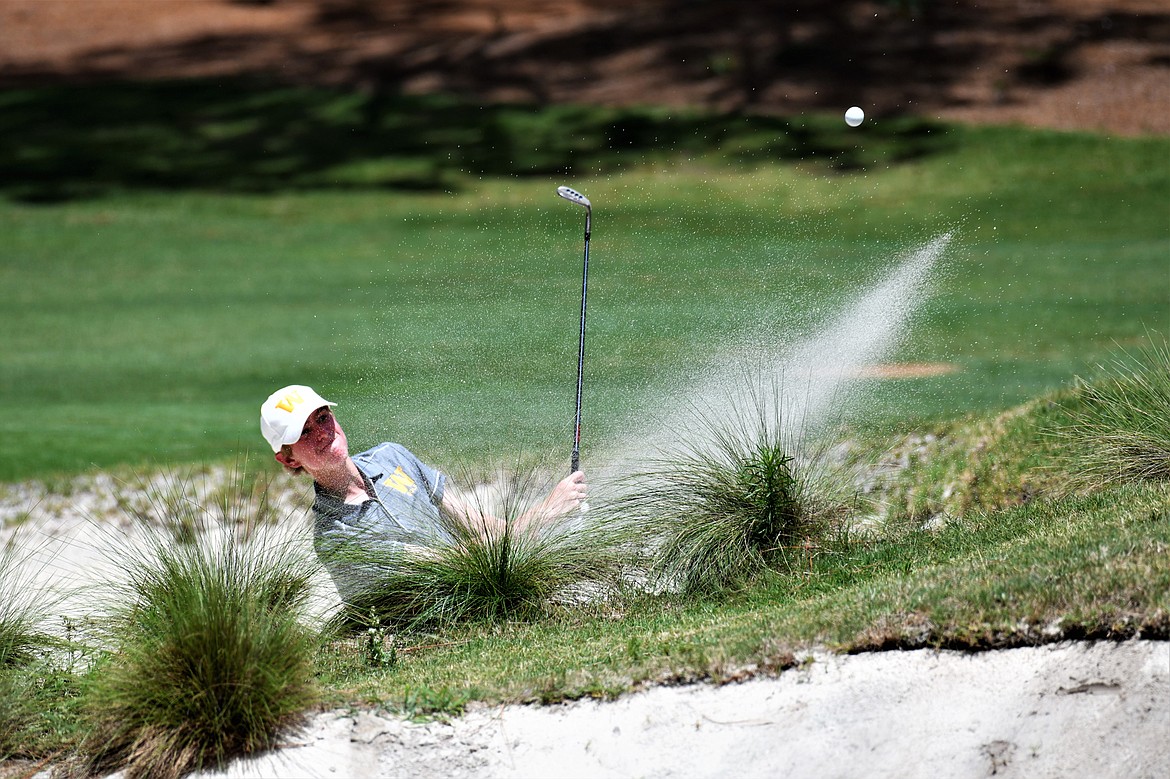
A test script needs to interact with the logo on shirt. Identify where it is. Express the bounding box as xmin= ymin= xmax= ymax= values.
xmin=387 ymin=467 xmax=418 ymax=497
